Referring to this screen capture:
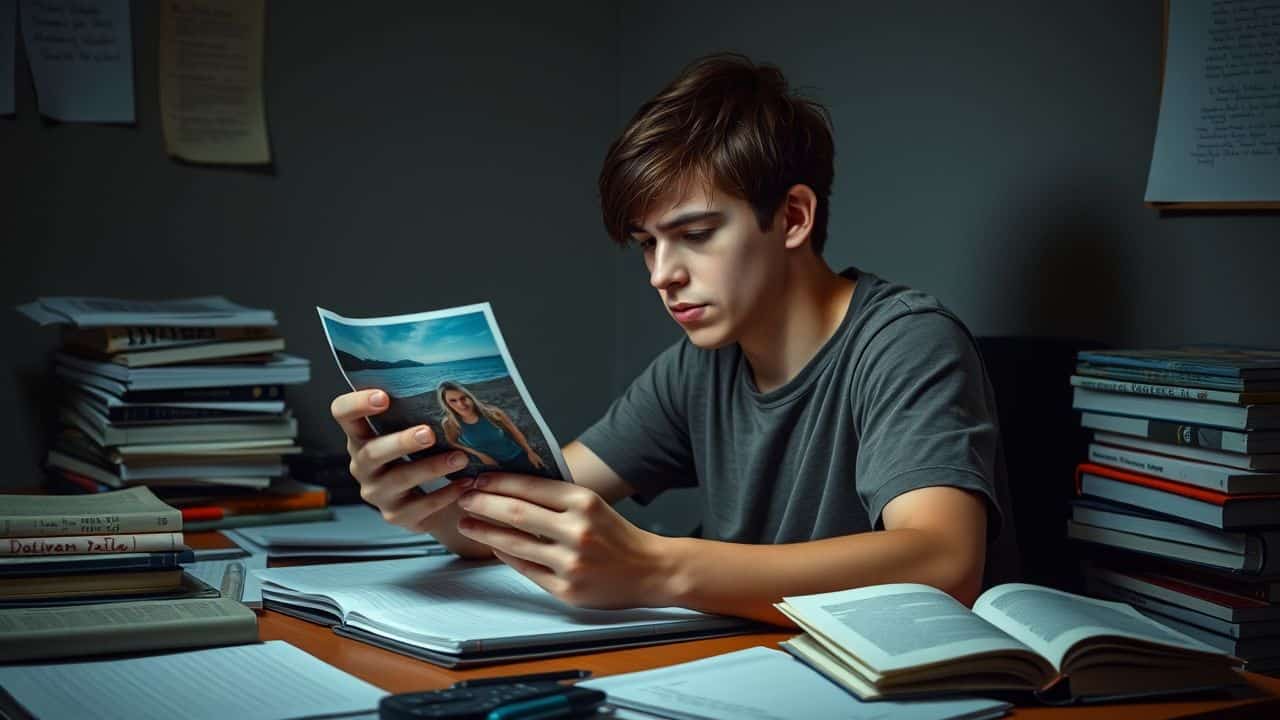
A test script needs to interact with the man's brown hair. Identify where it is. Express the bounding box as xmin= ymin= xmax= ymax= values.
xmin=599 ymin=53 xmax=836 ymax=253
